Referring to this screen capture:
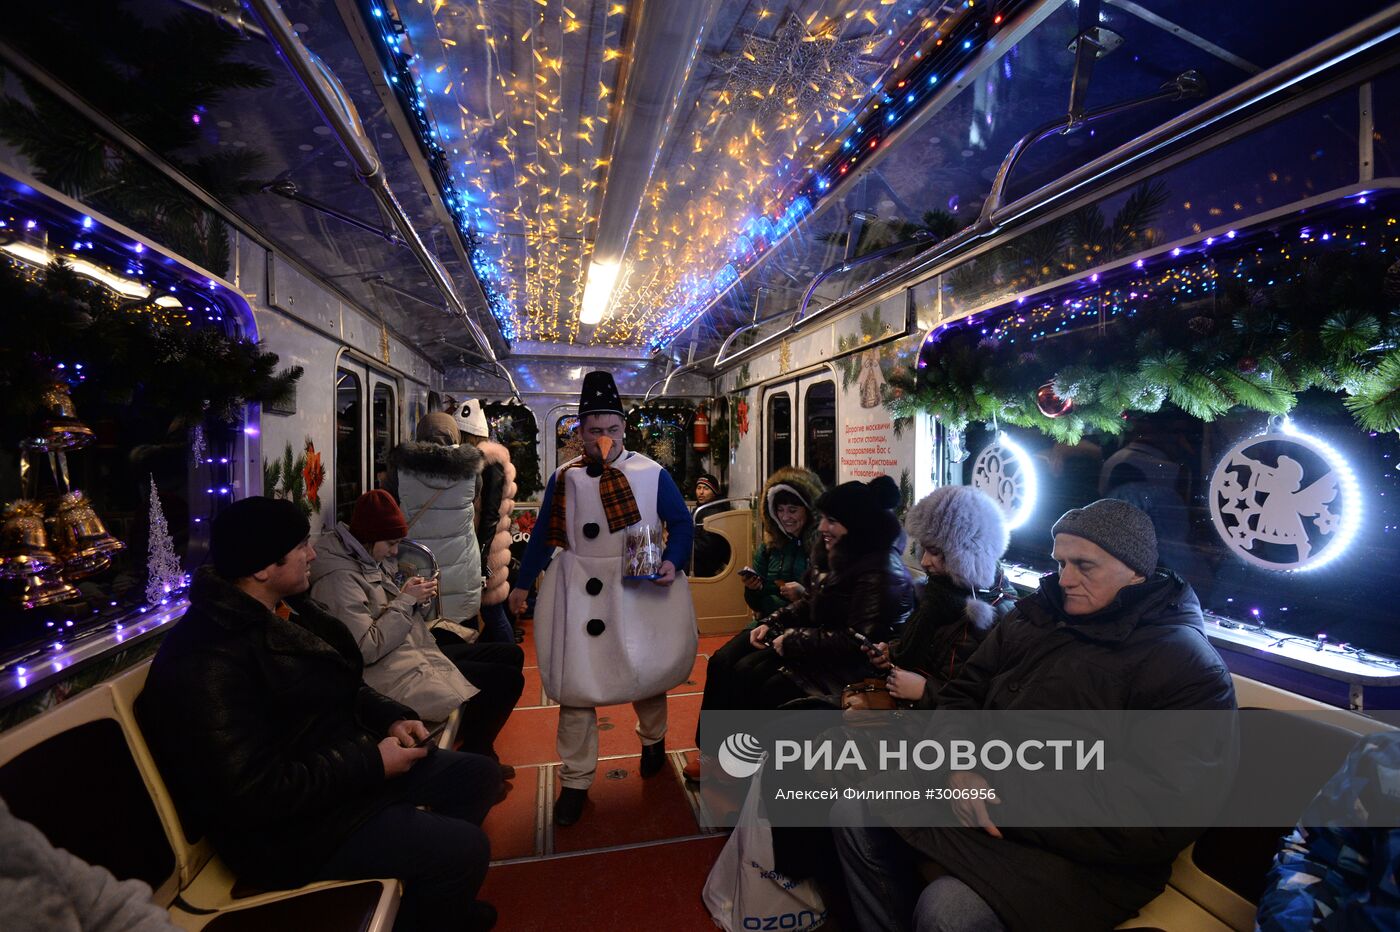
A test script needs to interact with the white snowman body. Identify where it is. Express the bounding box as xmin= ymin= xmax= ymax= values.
xmin=535 ymin=451 xmax=698 ymax=707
